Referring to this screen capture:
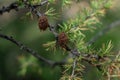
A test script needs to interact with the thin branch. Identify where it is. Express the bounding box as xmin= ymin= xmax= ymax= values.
xmin=0 ymin=33 xmax=65 ymax=67
xmin=71 ymin=58 xmax=77 ymax=78
xmin=32 ymin=0 xmax=48 ymax=8
xmin=0 ymin=0 xmax=48 ymax=15
xmin=87 ymin=20 xmax=120 ymax=45
xmin=0 ymin=2 xmax=18 ymax=14
xmin=0 ymin=26 xmax=109 ymax=69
